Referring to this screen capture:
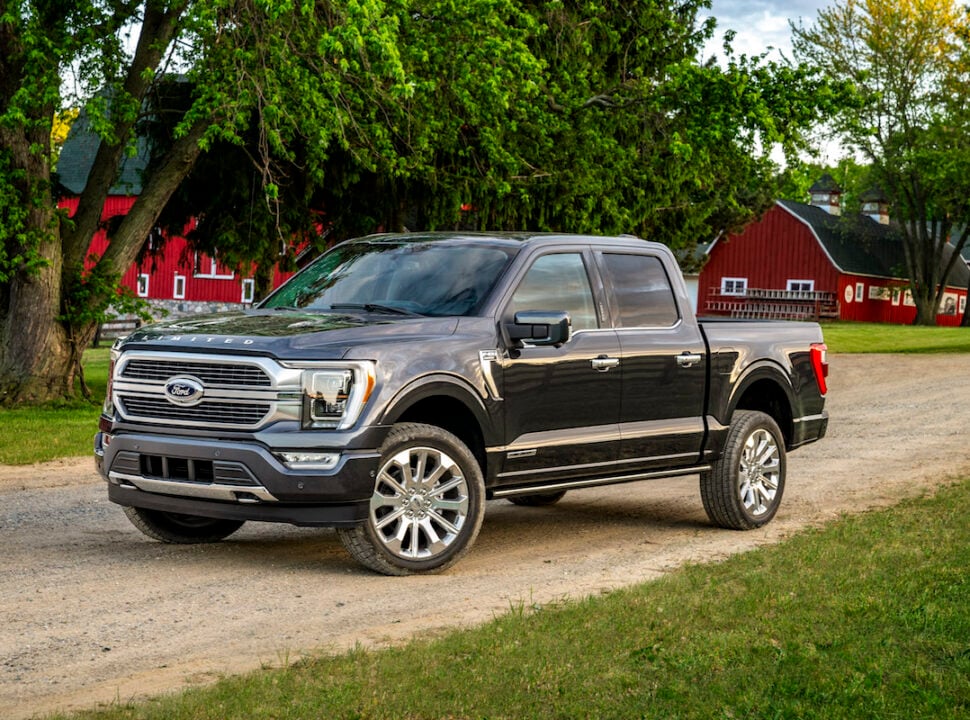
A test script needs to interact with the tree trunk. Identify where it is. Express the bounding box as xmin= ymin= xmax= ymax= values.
xmin=0 ymin=224 xmax=76 ymax=405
